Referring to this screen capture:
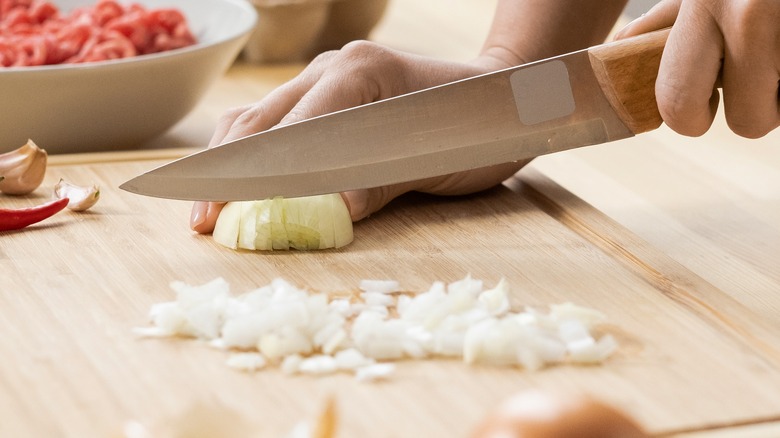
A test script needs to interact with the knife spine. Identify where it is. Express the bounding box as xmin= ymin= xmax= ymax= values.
xmin=588 ymin=28 xmax=669 ymax=135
